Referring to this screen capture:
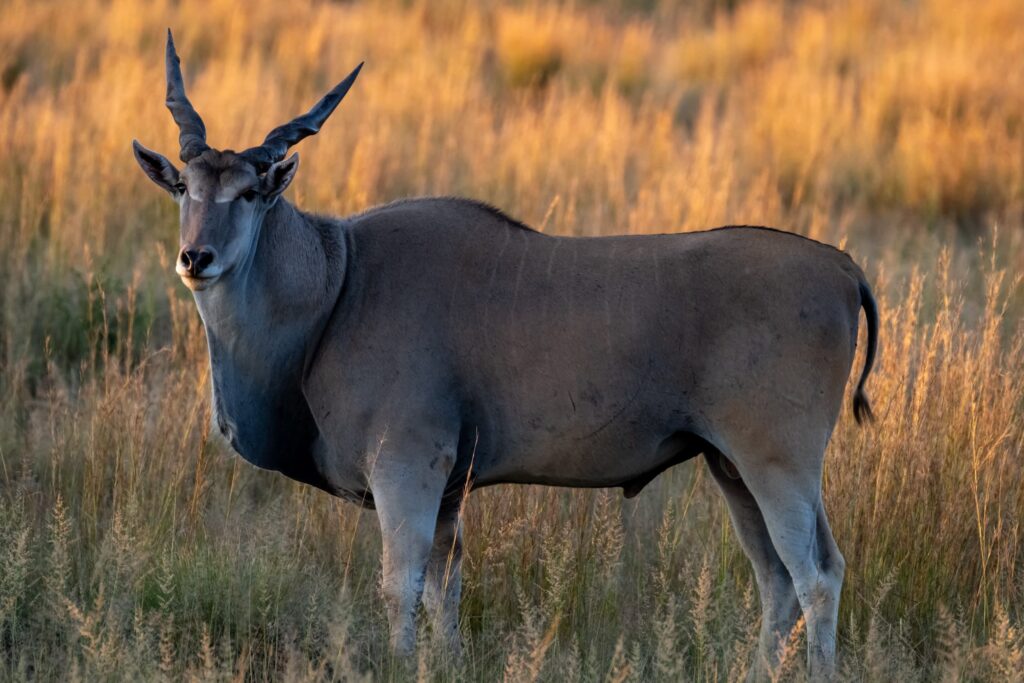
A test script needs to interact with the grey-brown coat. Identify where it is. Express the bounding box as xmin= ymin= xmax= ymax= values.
xmin=133 ymin=31 xmax=878 ymax=681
